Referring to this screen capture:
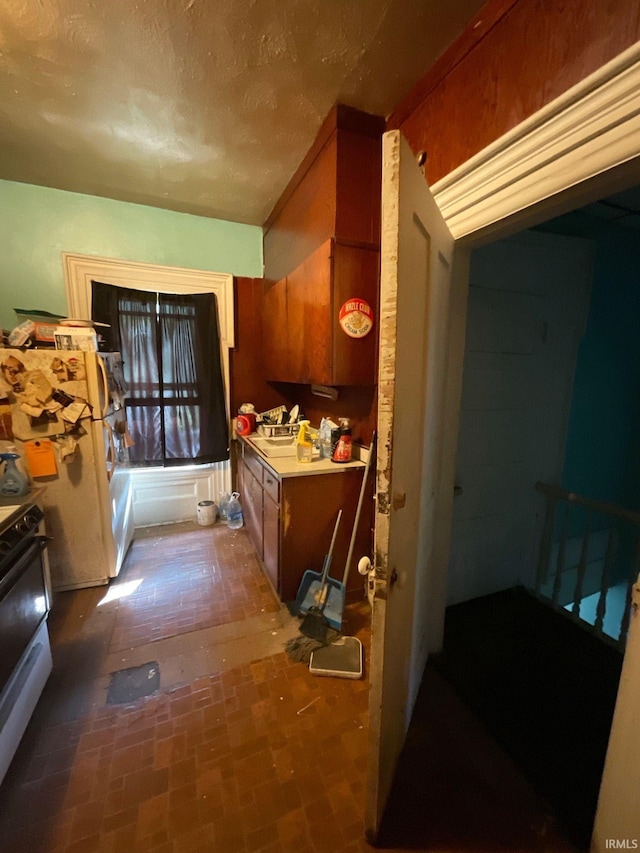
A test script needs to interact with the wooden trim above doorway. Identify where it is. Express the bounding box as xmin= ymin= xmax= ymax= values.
xmin=432 ymin=41 xmax=640 ymax=244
